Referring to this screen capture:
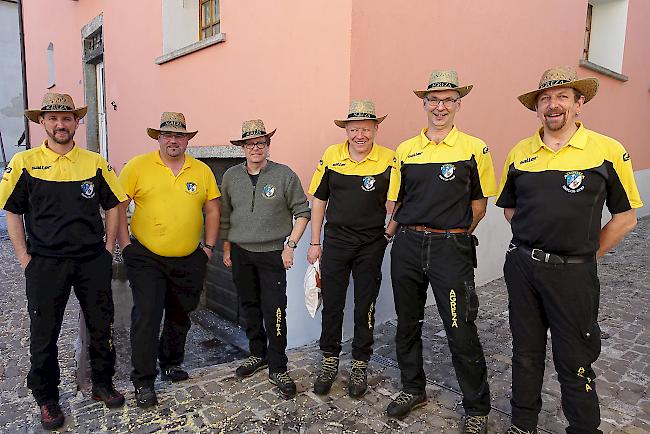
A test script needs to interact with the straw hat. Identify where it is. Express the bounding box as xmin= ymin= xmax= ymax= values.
xmin=230 ymin=119 xmax=276 ymax=145
xmin=24 ymin=93 xmax=88 ymax=123
xmin=518 ymin=66 xmax=599 ymax=111
xmin=147 ymin=112 xmax=198 ymax=140
xmin=334 ymin=100 xmax=387 ymax=128
xmin=413 ymin=70 xmax=473 ymax=99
